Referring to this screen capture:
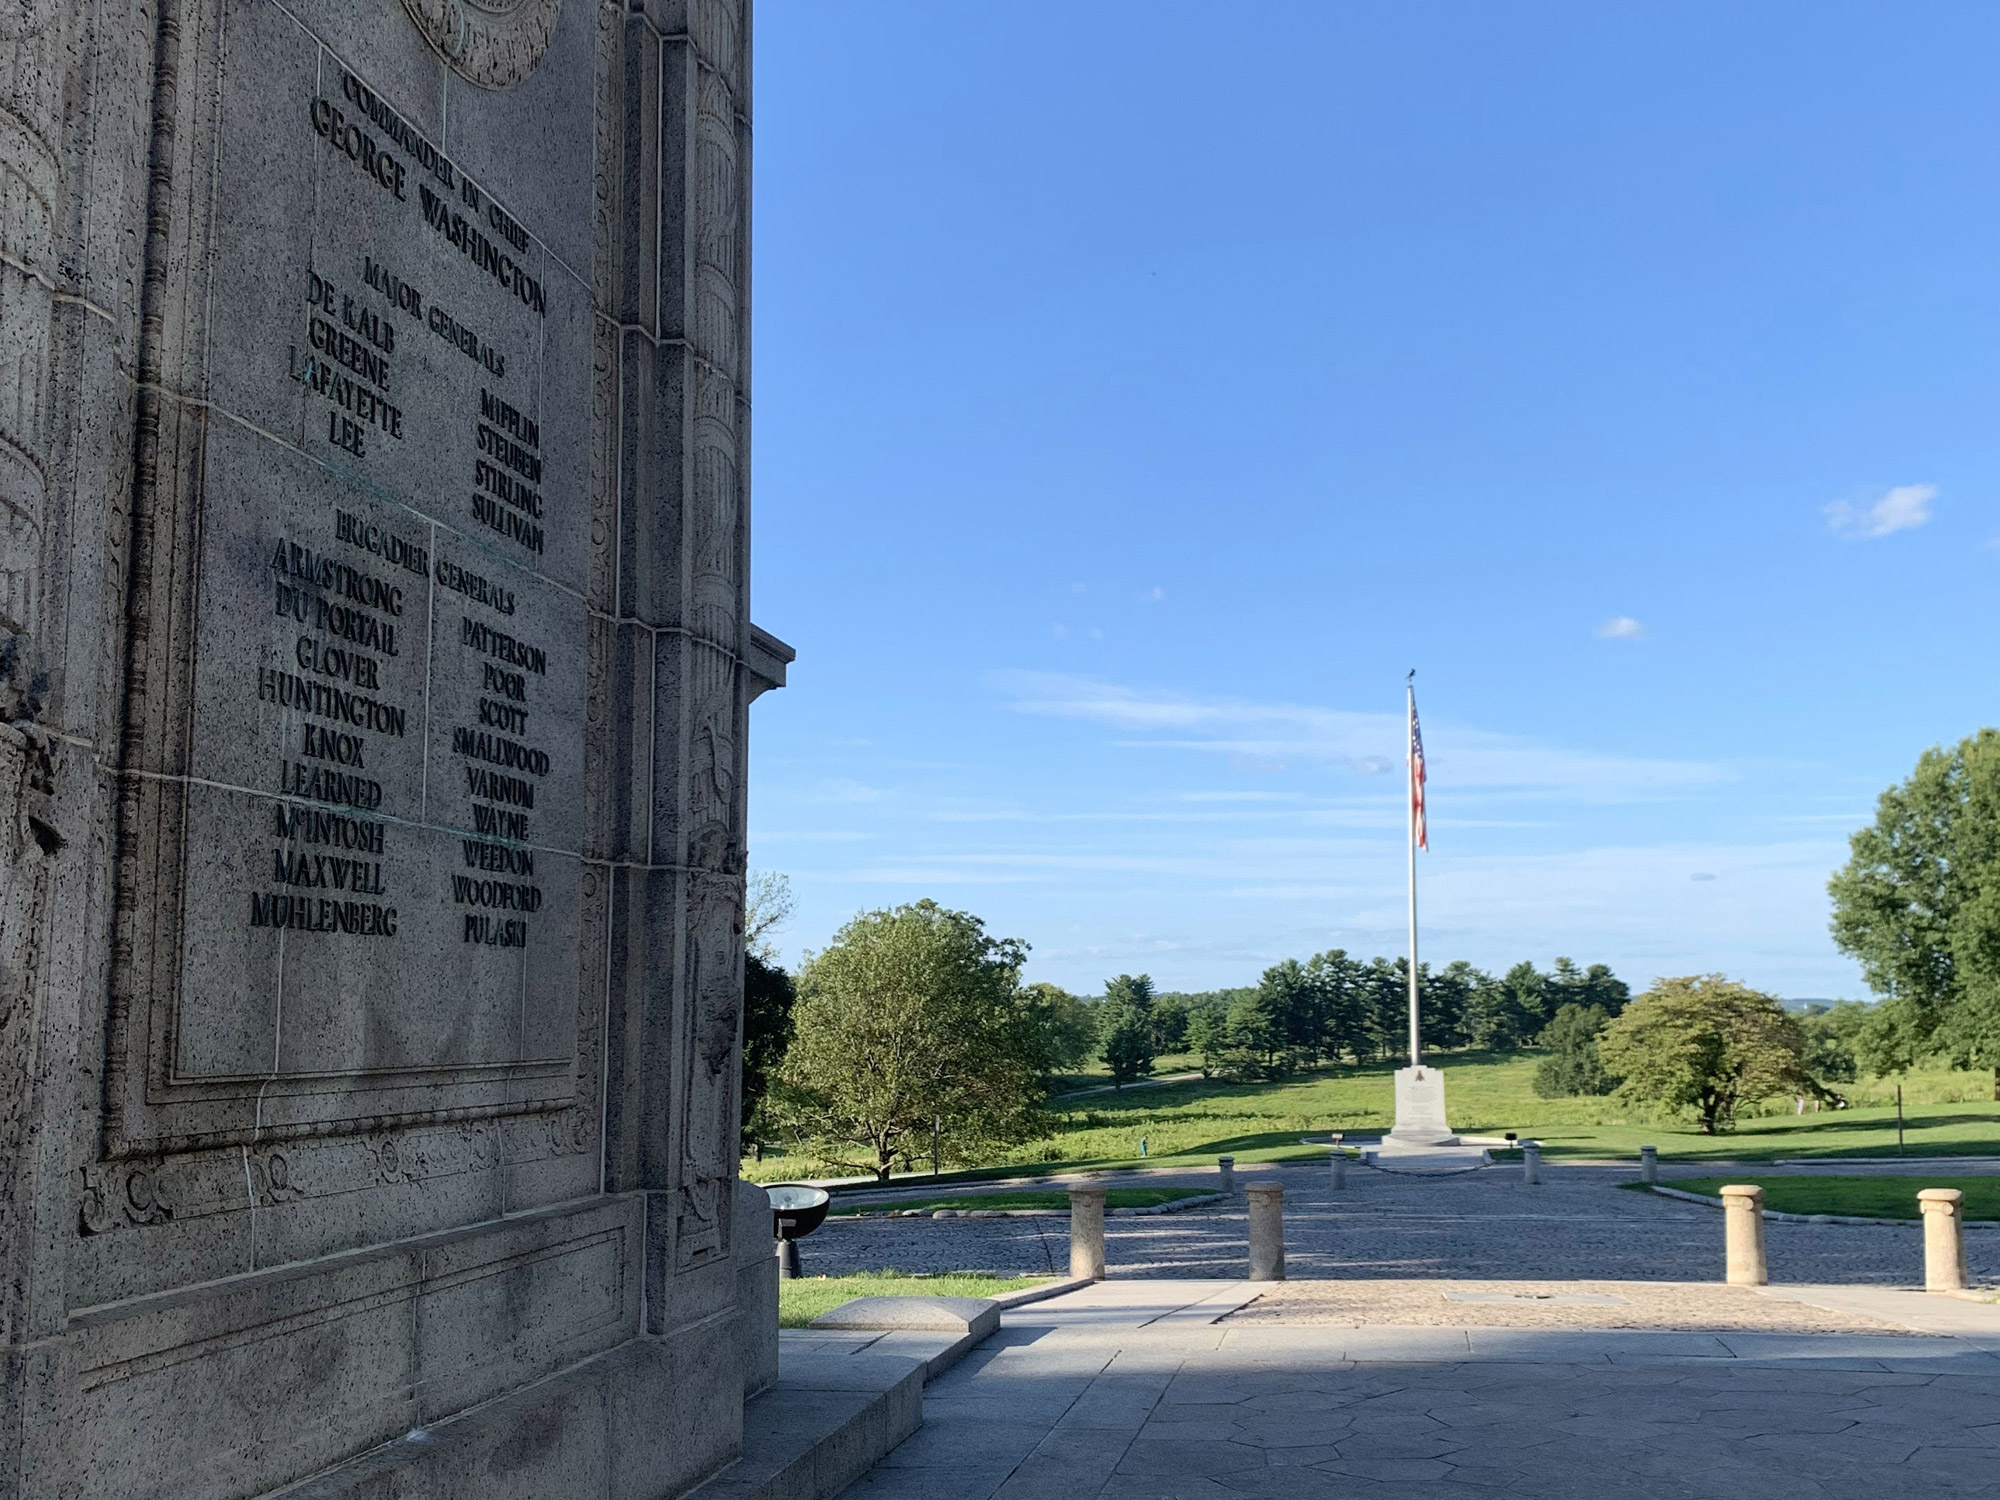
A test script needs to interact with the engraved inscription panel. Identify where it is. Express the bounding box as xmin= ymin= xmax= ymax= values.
xmin=145 ymin=0 xmax=593 ymax=1135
